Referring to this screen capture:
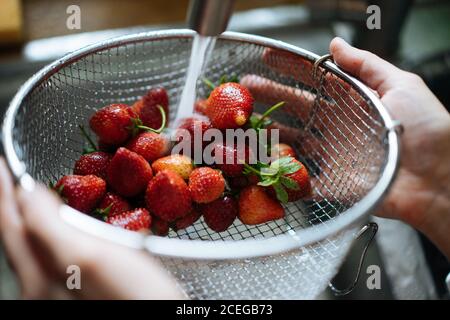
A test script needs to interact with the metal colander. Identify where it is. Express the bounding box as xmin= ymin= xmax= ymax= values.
xmin=2 ymin=30 xmax=400 ymax=299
